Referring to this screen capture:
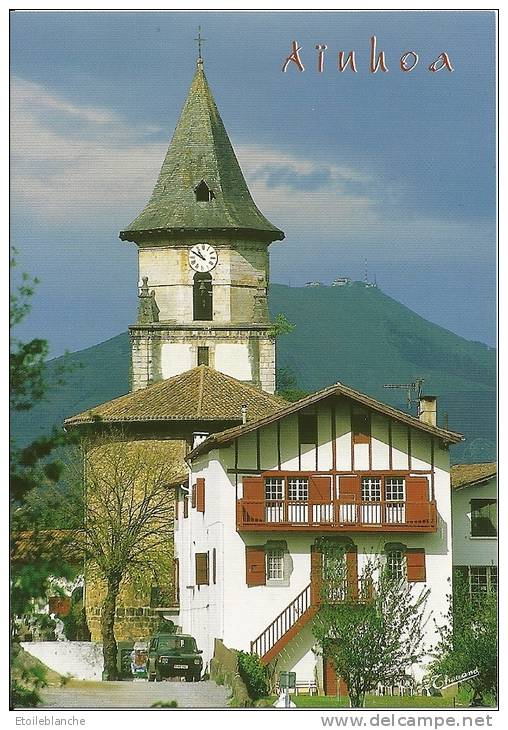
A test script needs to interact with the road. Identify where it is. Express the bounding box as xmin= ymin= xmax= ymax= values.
xmin=40 ymin=679 xmax=231 ymax=709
